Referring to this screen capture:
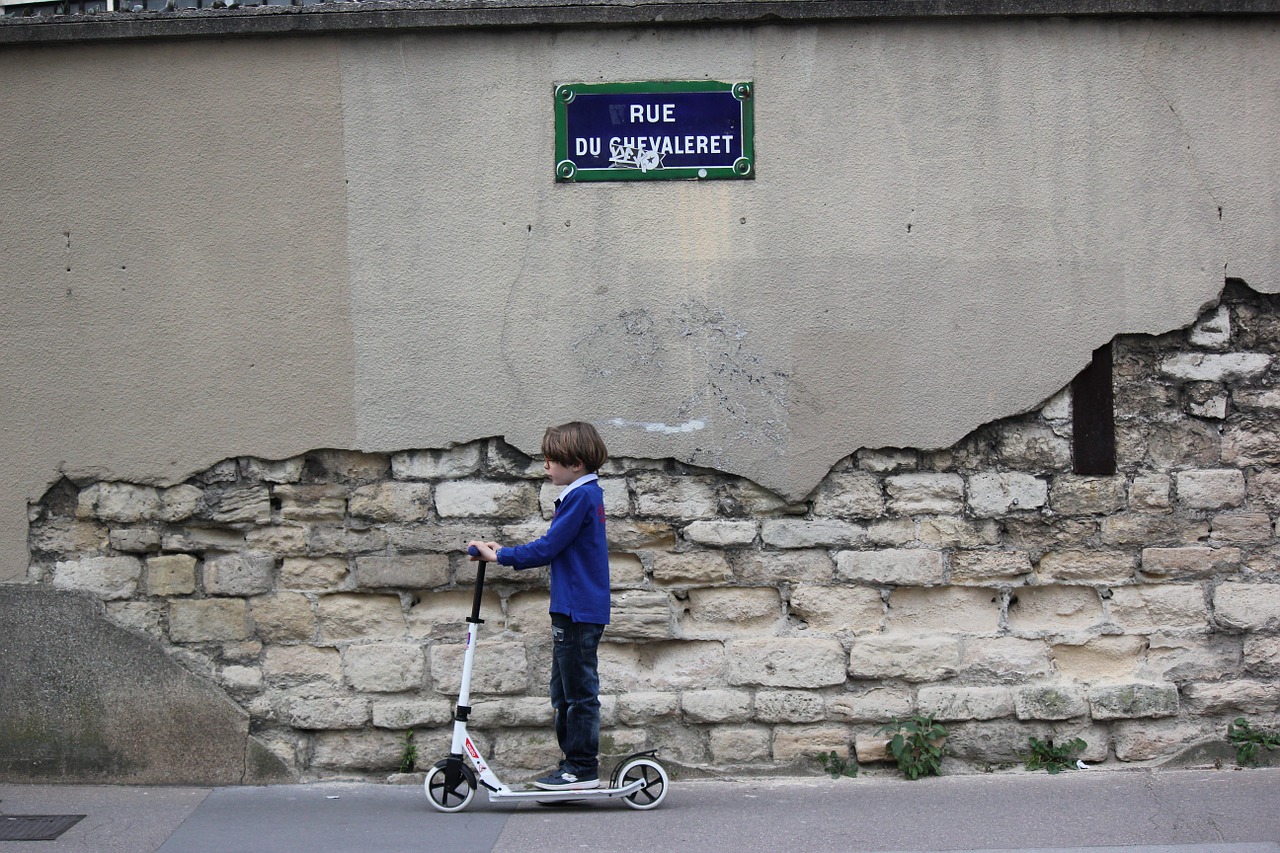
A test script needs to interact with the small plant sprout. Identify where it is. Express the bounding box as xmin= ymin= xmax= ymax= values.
xmin=1022 ymin=736 xmax=1087 ymax=774
xmin=878 ymin=714 xmax=948 ymax=780
xmin=1227 ymin=718 xmax=1280 ymax=767
xmin=399 ymin=729 xmax=417 ymax=773
xmin=817 ymin=749 xmax=858 ymax=779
